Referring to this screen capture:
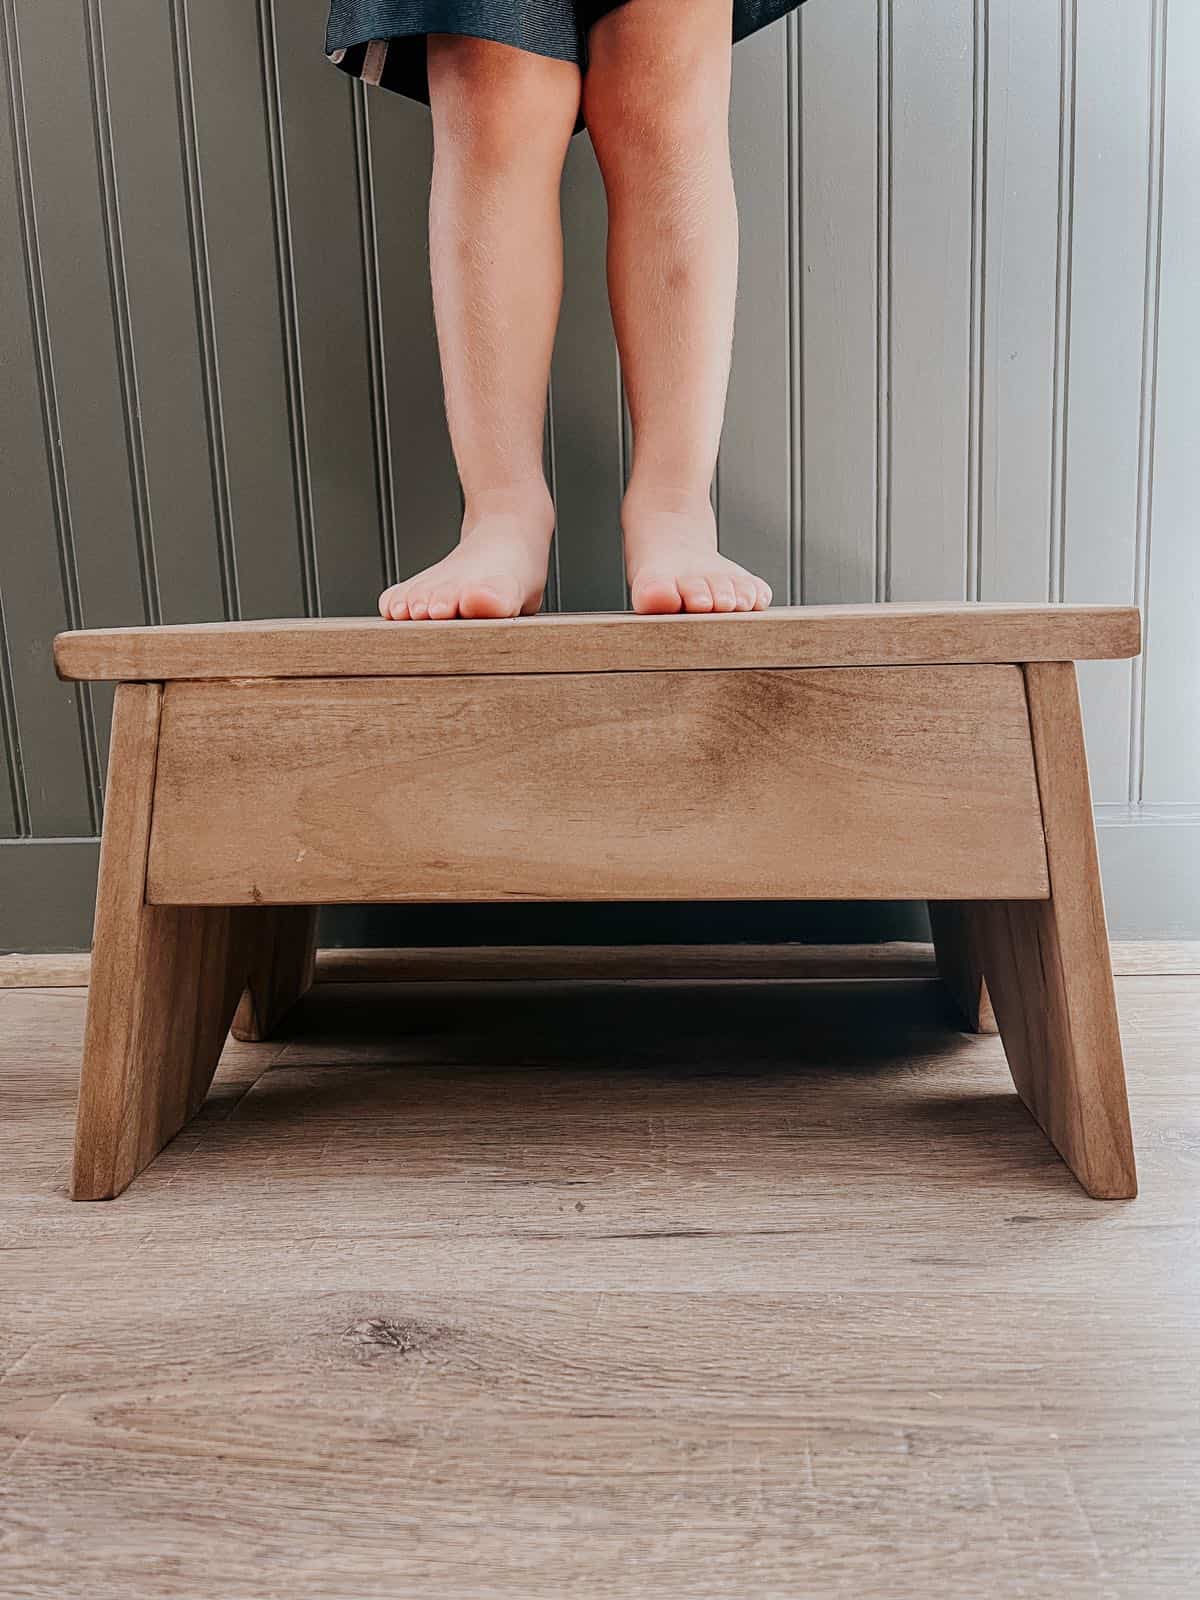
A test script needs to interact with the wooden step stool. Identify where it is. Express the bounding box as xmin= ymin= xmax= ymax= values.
xmin=55 ymin=602 xmax=1141 ymax=1202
